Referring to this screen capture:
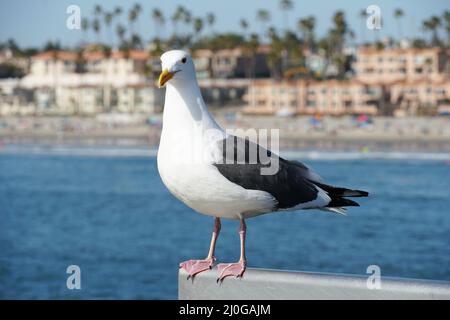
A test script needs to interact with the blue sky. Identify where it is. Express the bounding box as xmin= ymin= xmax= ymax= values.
xmin=0 ymin=0 xmax=448 ymax=48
